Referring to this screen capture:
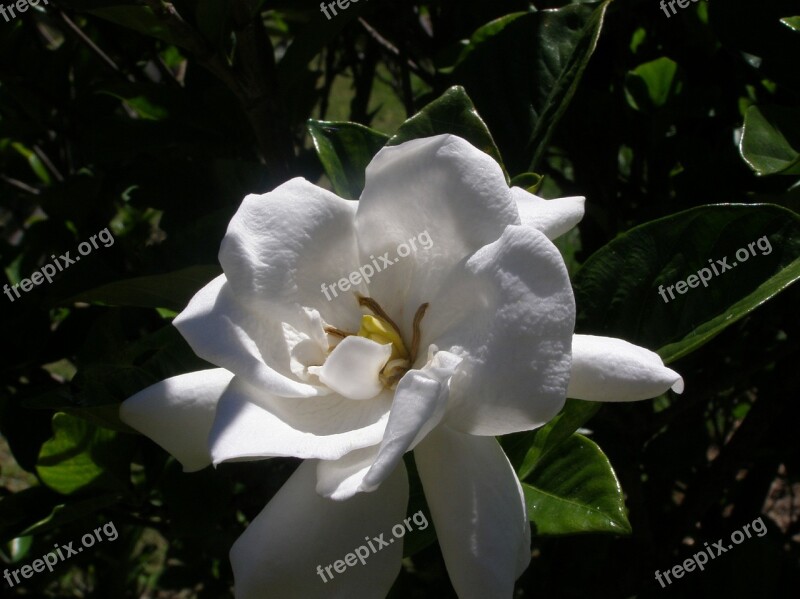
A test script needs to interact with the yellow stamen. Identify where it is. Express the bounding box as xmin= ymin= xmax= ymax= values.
xmin=358 ymin=314 xmax=408 ymax=361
